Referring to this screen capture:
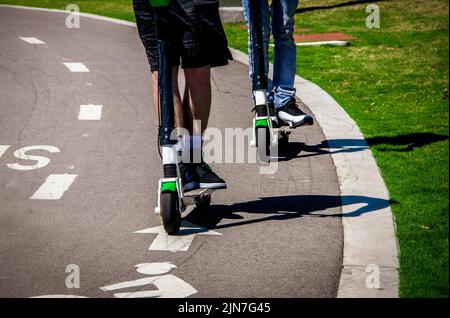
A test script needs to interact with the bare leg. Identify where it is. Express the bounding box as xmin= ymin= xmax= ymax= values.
xmin=182 ymin=84 xmax=193 ymax=133
xmin=152 ymin=67 xmax=185 ymax=131
xmin=183 ymin=66 xmax=212 ymax=135
xmin=182 ymin=66 xmax=226 ymax=185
